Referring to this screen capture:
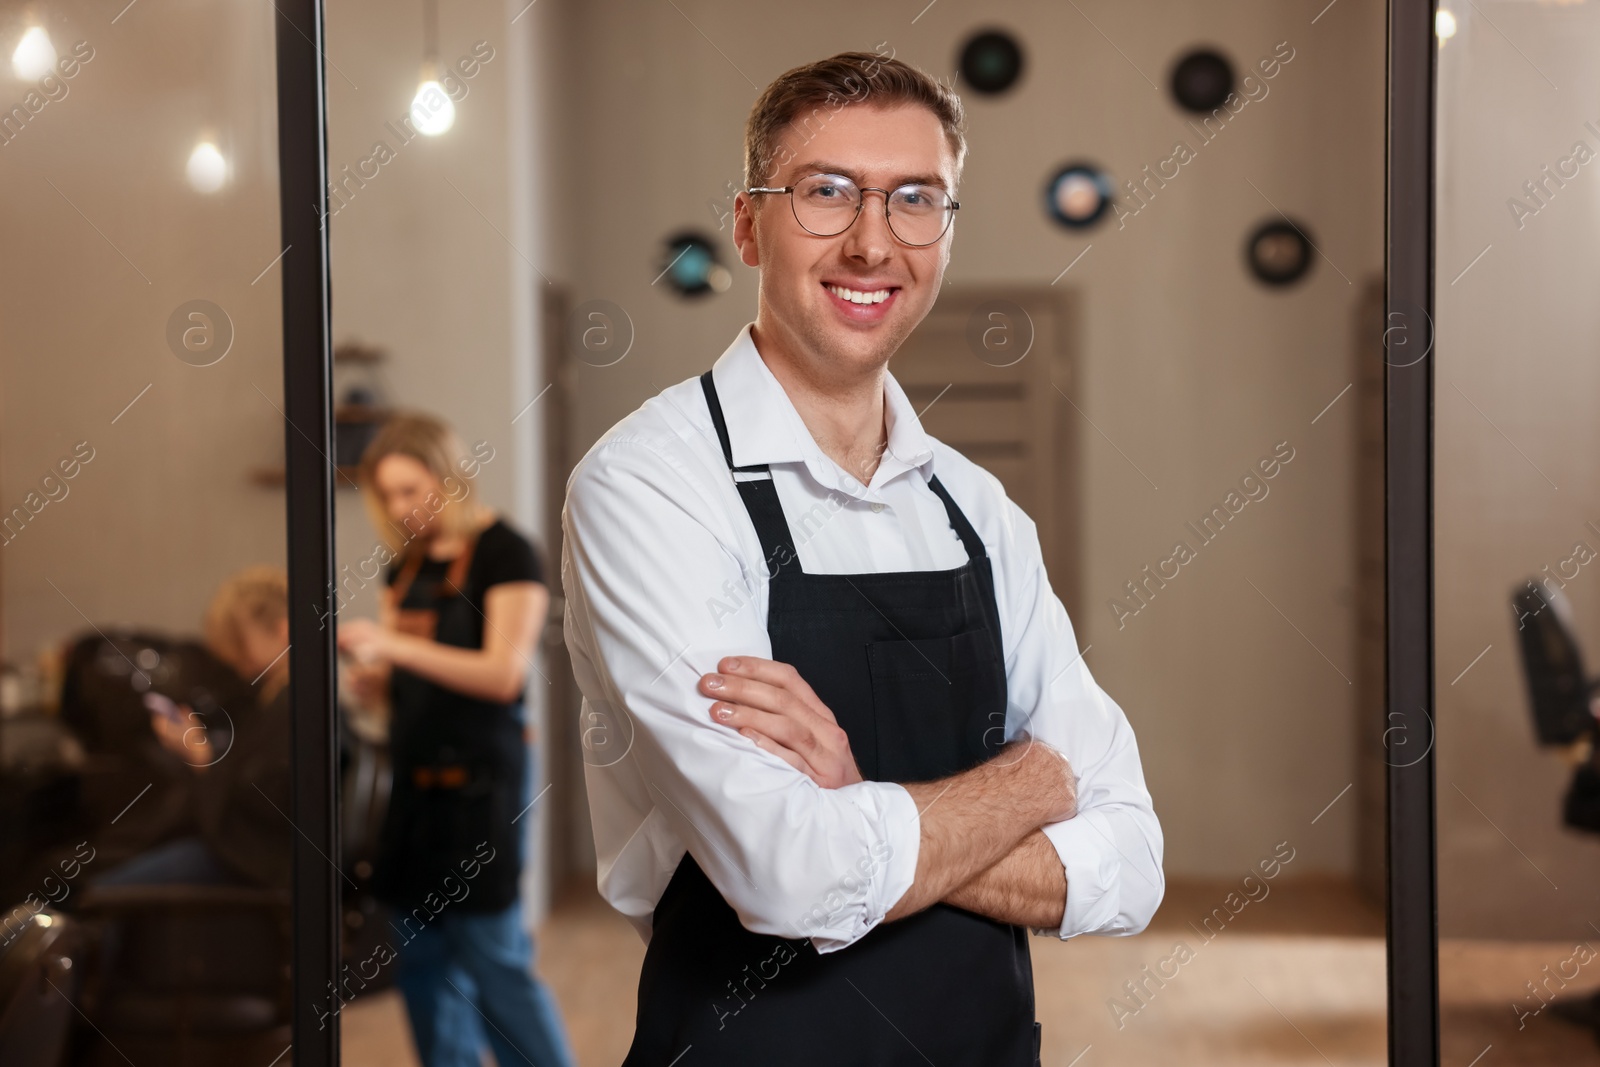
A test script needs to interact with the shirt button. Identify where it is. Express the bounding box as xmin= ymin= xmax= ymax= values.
xmin=870 ymin=502 xmax=885 ymax=513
